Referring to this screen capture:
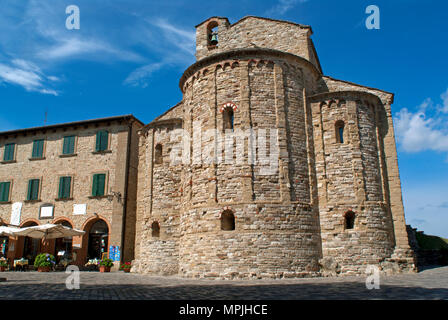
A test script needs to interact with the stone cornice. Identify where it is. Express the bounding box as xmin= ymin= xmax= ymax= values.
xmin=179 ymin=48 xmax=322 ymax=93
xmin=307 ymin=91 xmax=383 ymax=104
xmin=139 ymin=118 xmax=183 ymax=135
